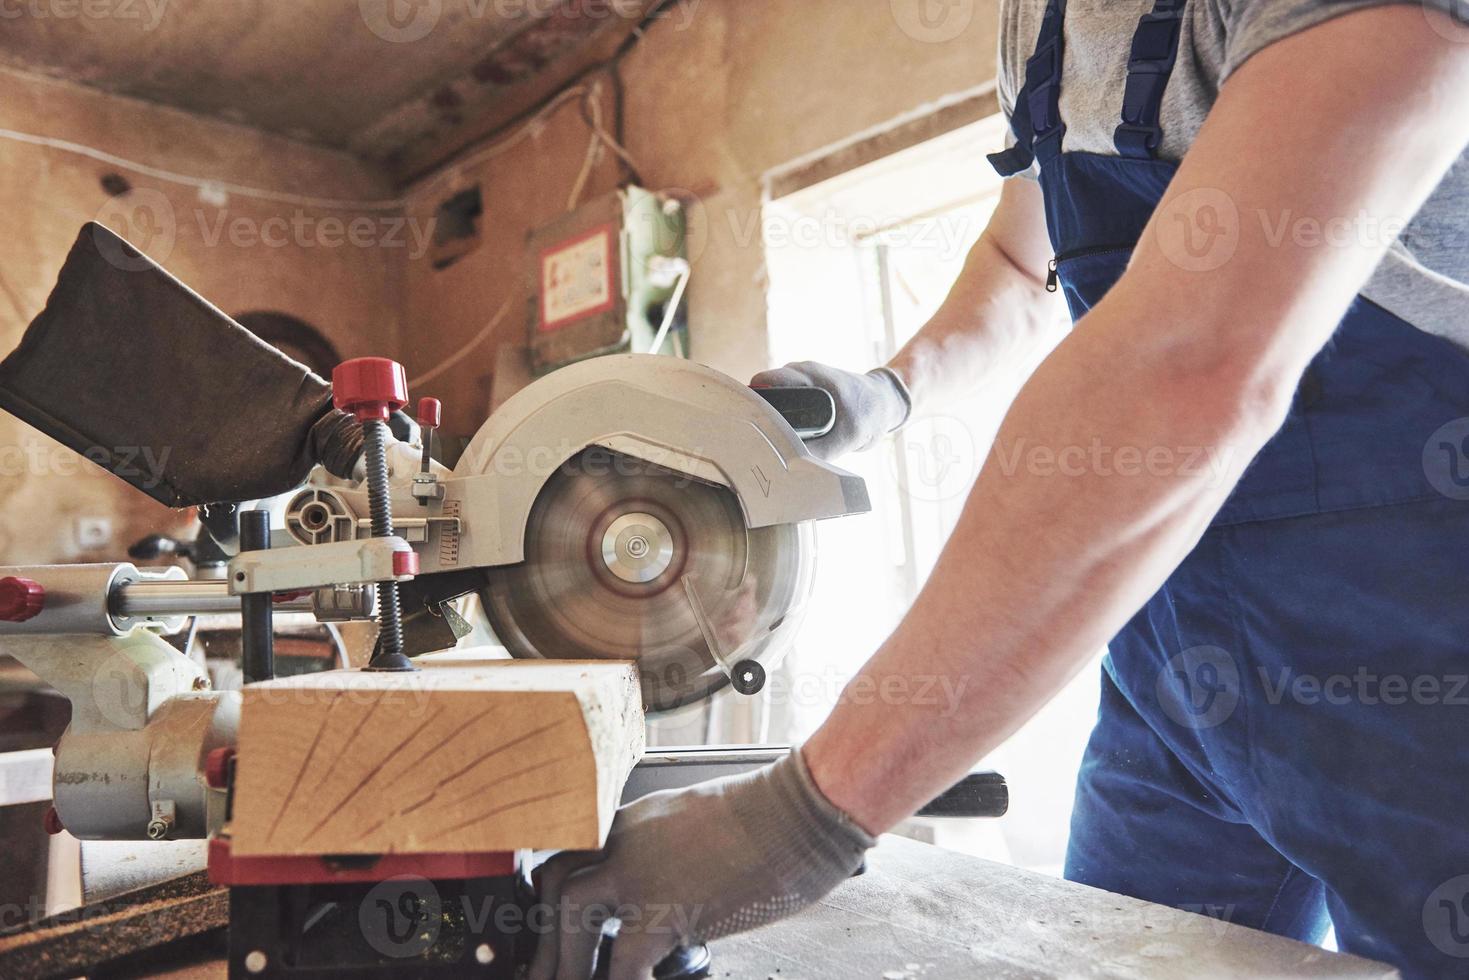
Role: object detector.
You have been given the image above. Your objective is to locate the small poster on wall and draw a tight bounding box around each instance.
[539,224,615,332]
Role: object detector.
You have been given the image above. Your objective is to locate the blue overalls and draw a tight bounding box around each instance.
[992,2,1469,976]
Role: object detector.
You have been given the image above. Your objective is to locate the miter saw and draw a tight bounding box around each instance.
[0,224,1007,979]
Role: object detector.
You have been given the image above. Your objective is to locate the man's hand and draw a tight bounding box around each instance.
[529,750,874,980]
[750,361,909,460]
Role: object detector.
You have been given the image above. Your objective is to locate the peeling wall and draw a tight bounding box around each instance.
[0,68,401,563]
[397,0,1000,441]
[0,0,1000,562]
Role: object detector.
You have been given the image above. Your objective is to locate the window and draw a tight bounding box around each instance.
[762,114,1099,875]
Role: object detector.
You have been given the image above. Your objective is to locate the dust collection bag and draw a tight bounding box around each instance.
[0,223,360,508]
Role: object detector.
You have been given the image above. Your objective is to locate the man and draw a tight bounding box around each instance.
[532,1,1469,977]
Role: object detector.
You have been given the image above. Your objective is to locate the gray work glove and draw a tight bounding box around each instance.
[750,361,911,460]
[529,749,875,980]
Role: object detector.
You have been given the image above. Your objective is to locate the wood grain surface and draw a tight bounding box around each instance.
[230,659,644,857]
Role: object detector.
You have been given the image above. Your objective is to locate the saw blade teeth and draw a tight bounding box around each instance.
[482,448,810,712]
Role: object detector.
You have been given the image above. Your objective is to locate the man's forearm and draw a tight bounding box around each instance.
[805,288,1291,834]
[888,187,1064,415]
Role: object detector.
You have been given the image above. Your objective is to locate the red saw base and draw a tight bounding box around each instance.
[207,837,520,886]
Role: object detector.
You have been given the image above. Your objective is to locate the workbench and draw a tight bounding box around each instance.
[6,836,1396,979]
[714,836,1396,979]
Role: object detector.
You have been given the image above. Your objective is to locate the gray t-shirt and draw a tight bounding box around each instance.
[997,0,1469,350]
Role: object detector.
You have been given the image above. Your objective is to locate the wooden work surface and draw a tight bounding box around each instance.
[708,836,1397,979]
[113,836,1394,980]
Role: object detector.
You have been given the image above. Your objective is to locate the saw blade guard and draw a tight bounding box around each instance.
[445,354,869,571]
[482,448,817,712]
[457,355,866,712]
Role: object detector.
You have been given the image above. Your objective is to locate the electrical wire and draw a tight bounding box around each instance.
[0,126,408,211]
[647,258,691,355]
[409,84,590,199]
[0,77,635,215]
[408,291,517,389]
[0,0,672,212]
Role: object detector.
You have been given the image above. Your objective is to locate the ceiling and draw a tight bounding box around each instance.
[0,0,654,179]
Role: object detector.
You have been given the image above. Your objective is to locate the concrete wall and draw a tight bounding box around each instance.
[0,67,401,563]
[398,0,1000,439]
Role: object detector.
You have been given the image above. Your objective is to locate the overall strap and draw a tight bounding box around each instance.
[988,0,1068,177]
[1114,0,1189,159]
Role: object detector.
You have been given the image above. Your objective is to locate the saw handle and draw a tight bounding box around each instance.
[751,385,836,440]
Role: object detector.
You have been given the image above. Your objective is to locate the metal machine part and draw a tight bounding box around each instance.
[0,562,190,635]
[624,746,1010,818]
[0,558,381,843]
[4,627,237,841]
[482,448,814,712]
[111,579,318,617]
[332,356,419,672]
[239,508,275,685]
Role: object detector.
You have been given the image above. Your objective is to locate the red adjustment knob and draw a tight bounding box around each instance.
[43,805,63,836]
[204,746,235,790]
[392,549,420,577]
[332,357,408,422]
[0,576,45,622]
[417,397,442,429]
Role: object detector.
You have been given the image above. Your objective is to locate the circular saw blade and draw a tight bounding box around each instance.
[482,448,810,712]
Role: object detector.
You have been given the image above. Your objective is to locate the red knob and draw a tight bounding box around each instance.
[417,397,442,430]
[0,576,45,622]
[332,358,408,422]
[205,746,235,790]
[43,805,63,836]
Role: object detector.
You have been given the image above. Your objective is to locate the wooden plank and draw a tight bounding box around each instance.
[0,869,224,980]
[712,835,1397,979]
[0,747,53,806]
[767,86,1001,202]
[229,659,644,857]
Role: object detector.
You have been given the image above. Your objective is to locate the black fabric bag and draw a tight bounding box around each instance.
[0,223,360,508]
